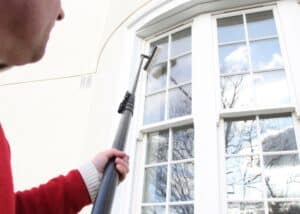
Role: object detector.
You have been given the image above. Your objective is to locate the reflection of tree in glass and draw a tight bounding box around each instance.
[169,85,192,118]
[264,154,300,199]
[147,131,169,164]
[226,156,262,200]
[221,75,244,109]
[260,116,297,152]
[173,126,194,160]
[225,119,257,154]
[171,163,194,202]
[170,205,194,214]
[269,202,300,214]
[144,167,167,203]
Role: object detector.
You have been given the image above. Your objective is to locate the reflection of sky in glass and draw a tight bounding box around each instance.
[146,62,167,94]
[260,116,297,152]
[144,93,165,125]
[142,206,165,214]
[170,205,194,214]
[226,156,263,200]
[264,154,300,198]
[168,85,192,118]
[221,74,252,109]
[254,70,290,107]
[171,163,194,202]
[171,28,191,57]
[151,37,168,64]
[170,54,191,87]
[228,202,264,214]
[219,44,249,74]
[173,126,194,160]
[147,131,169,164]
[250,39,283,71]
[217,15,245,44]
[225,119,259,155]
[247,11,277,40]
[143,166,167,203]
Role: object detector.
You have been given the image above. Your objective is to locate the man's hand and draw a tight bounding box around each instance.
[92,149,129,182]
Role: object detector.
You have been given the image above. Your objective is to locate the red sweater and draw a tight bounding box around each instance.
[0,125,91,213]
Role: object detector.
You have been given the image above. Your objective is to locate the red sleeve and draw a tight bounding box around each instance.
[15,169,91,214]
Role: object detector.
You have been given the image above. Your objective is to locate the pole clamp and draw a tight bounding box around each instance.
[118,91,134,114]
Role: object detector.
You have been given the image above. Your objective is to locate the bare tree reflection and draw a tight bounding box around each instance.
[269,202,300,214]
[144,166,167,203]
[221,75,245,109]
[170,205,194,214]
[173,126,194,160]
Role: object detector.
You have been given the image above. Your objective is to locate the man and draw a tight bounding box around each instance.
[0,0,129,213]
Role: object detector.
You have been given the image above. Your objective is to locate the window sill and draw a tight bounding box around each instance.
[219,105,296,119]
[140,115,193,133]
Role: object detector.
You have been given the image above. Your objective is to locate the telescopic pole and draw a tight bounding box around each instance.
[91,47,157,214]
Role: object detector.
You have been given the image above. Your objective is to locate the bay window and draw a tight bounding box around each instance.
[132,2,300,214]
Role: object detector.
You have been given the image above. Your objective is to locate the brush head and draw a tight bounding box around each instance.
[144,46,166,79]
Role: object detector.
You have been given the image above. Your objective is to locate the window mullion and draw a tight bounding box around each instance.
[243,12,256,108]
[166,127,173,214]
[256,115,269,213]
[165,34,172,121]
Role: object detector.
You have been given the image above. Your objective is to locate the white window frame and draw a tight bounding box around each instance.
[213,5,297,120]
[213,4,300,214]
[128,1,300,214]
[134,24,195,214]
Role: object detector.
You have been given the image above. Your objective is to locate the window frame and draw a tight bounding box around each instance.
[139,23,194,133]
[213,5,300,214]
[212,5,297,120]
[129,2,300,214]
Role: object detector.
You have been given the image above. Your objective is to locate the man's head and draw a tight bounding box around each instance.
[0,0,64,66]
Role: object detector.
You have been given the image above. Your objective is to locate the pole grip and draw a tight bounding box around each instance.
[91,159,119,214]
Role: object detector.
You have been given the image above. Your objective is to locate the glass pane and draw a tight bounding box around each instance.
[219,44,249,74]
[254,70,290,107]
[260,116,297,152]
[247,11,277,40]
[173,126,194,160]
[168,84,191,119]
[151,37,168,64]
[171,162,194,201]
[169,205,194,214]
[250,39,283,71]
[144,93,165,125]
[142,206,165,214]
[228,202,264,214]
[147,131,169,164]
[269,202,300,214]
[170,54,191,87]
[226,156,263,200]
[217,15,245,43]
[264,154,300,198]
[225,119,259,155]
[171,28,191,57]
[143,166,167,203]
[146,62,167,94]
[221,74,253,109]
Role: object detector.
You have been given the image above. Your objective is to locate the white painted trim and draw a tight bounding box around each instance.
[140,115,193,133]
[219,106,296,119]
[276,0,300,119]
[128,0,278,39]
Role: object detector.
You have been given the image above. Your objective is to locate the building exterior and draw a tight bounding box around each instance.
[0,0,300,213]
